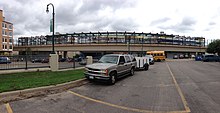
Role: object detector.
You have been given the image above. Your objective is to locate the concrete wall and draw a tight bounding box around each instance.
[14,44,206,53]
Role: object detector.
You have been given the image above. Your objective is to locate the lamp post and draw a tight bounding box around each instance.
[141,32,144,57]
[46,3,55,54]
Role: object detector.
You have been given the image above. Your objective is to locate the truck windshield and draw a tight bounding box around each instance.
[98,55,118,64]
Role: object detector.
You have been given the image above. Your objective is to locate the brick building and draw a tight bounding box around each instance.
[0,9,13,55]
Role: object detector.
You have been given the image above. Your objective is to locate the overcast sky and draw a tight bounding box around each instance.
[1,0,220,40]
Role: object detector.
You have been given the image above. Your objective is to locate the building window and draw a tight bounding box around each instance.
[2,30,6,35]
[9,45,13,49]
[2,23,4,27]
[2,45,7,49]
[9,38,13,43]
[5,24,7,28]
[9,25,13,29]
[9,32,13,36]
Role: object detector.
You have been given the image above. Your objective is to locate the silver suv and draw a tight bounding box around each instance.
[84,54,136,84]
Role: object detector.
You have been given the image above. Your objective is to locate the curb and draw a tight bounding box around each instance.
[0,78,88,104]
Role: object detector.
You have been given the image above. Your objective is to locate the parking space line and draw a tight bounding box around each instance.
[5,103,13,113]
[166,62,191,113]
[68,90,188,113]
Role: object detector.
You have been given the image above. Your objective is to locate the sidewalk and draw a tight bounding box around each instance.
[0,68,51,75]
[0,67,85,75]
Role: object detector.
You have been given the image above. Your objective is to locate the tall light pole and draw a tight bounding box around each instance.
[141,32,144,57]
[46,3,55,54]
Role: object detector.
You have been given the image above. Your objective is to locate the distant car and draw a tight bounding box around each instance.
[59,58,66,62]
[195,55,203,61]
[0,57,11,64]
[203,54,220,62]
[74,57,83,62]
[191,54,195,58]
[31,58,42,63]
[184,54,189,58]
[179,54,184,59]
[41,58,49,63]
[79,59,87,65]
[173,54,178,59]
[145,55,154,65]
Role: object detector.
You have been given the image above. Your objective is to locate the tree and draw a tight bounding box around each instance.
[206,39,220,56]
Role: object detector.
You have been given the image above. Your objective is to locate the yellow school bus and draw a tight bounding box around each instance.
[146,51,165,62]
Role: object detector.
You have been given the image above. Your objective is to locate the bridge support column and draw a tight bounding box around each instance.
[49,54,59,71]
[86,56,93,65]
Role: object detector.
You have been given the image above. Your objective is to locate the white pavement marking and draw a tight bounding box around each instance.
[68,90,188,113]
[5,103,13,113]
[166,62,191,113]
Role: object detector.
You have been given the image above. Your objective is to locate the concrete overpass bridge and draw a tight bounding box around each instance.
[15,31,206,58]
[14,44,206,58]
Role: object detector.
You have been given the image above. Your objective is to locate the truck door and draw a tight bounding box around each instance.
[118,56,127,76]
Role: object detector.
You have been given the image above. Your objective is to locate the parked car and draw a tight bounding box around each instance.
[145,55,154,65]
[41,58,49,63]
[184,54,189,58]
[191,54,195,58]
[0,57,11,64]
[31,58,42,63]
[203,54,220,62]
[195,55,203,61]
[179,54,184,59]
[84,54,136,84]
[173,54,178,59]
[59,58,66,62]
[79,59,87,65]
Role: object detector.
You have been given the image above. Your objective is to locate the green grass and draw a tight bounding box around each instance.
[0,69,84,93]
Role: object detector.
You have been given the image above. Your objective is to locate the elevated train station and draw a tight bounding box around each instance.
[15,31,206,58]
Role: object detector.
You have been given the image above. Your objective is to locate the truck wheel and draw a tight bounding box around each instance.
[130,68,134,76]
[109,73,116,85]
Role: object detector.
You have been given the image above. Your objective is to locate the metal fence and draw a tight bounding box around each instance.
[0,55,99,70]
[58,57,87,69]
[0,55,50,70]
[58,57,99,69]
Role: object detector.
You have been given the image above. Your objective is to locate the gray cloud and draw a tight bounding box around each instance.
[150,17,170,26]
[158,17,197,33]
[209,22,216,26]
[0,0,137,38]
[77,0,136,14]
[110,18,138,31]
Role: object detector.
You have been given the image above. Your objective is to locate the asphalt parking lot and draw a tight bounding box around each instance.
[1,60,220,113]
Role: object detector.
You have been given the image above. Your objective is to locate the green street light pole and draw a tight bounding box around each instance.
[46,3,55,54]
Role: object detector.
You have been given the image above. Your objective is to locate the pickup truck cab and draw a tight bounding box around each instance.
[84,54,136,84]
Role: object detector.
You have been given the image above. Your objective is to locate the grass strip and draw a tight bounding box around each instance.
[0,69,84,93]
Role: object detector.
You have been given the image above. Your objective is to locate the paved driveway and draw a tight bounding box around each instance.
[1,60,220,113]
